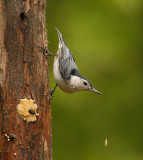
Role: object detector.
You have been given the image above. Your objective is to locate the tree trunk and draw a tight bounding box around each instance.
[0,0,52,159]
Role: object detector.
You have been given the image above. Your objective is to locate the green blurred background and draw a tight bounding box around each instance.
[46,0,143,159]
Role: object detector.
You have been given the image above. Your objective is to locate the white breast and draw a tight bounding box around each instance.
[53,57,72,93]
[53,57,84,94]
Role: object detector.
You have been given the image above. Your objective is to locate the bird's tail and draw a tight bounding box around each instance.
[55,27,66,45]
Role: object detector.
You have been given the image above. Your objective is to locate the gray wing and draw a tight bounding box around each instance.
[56,28,79,80]
[59,45,78,80]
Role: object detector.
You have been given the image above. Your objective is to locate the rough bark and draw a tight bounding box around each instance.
[0,0,52,159]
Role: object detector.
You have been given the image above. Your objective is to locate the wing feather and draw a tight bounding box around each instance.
[56,28,79,80]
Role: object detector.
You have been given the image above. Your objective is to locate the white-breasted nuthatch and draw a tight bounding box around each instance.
[48,28,101,95]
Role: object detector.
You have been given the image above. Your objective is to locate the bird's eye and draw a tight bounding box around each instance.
[83,82,87,86]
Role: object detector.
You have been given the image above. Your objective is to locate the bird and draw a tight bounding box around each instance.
[41,28,101,96]
[50,28,101,95]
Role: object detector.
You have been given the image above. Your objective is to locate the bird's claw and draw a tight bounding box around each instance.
[50,89,55,100]
[49,84,57,100]
[38,46,56,56]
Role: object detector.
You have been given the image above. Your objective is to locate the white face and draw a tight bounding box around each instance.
[69,76,92,91]
[69,75,101,94]
[81,79,92,90]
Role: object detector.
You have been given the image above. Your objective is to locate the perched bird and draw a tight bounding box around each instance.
[51,28,101,95]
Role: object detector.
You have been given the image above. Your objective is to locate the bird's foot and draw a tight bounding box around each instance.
[49,84,57,100]
[50,89,55,100]
[38,46,56,56]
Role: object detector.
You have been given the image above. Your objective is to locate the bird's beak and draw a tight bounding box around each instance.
[90,88,102,95]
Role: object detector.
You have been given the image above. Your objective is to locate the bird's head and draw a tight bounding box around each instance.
[70,75,101,94]
[80,77,101,94]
